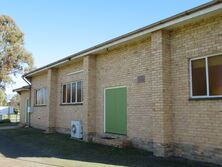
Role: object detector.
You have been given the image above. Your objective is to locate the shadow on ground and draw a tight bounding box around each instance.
[0,128,220,167]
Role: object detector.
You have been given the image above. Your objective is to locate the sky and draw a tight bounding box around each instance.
[1,0,210,98]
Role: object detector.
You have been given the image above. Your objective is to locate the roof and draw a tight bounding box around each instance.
[13,86,30,93]
[24,0,222,77]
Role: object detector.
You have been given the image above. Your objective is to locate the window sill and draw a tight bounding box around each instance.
[60,103,83,106]
[189,97,222,101]
[34,105,47,107]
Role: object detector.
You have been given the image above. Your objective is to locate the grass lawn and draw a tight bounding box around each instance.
[0,122,19,127]
[1,114,20,123]
[0,128,220,167]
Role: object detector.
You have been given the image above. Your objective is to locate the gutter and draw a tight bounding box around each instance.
[23,0,222,78]
[22,75,31,85]
[22,75,32,127]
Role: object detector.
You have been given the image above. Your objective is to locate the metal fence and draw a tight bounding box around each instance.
[0,114,20,123]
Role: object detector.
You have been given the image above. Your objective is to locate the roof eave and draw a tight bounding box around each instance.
[13,86,30,93]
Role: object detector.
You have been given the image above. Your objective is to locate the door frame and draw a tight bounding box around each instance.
[103,86,127,134]
[24,98,30,125]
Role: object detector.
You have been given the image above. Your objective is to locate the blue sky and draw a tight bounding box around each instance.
[1,0,210,96]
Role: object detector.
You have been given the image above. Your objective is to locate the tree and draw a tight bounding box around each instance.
[10,94,20,114]
[0,15,33,89]
[0,88,7,106]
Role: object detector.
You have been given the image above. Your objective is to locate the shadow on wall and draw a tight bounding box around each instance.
[0,128,220,167]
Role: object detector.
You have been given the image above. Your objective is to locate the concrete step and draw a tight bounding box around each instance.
[93,135,131,148]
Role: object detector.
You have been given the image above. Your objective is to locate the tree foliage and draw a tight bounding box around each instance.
[10,94,20,114]
[0,15,33,88]
[0,88,7,106]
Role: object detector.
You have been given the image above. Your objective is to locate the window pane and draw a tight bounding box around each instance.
[63,85,66,103]
[40,89,43,104]
[72,82,76,103]
[67,83,71,103]
[41,89,44,104]
[45,88,48,104]
[208,55,222,96]
[36,90,38,104]
[191,59,207,96]
[77,81,82,102]
[43,88,46,104]
[43,89,45,104]
[43,88,47,104]
[37,90,40,104]
[35,88,47,105]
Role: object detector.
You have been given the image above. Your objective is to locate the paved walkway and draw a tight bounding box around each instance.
[0,155,95,167]
[0,126,20,130]
[0,156,56,167]
[0,153,114,167]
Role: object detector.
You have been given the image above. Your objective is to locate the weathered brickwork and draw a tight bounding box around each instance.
[95,39,153,150]
[174,143,222,165]
[170,13,222,164]
[30,72,49,129]
[83,55,96,141]
[47,68,57,132]
[55,61,84,134]
[151,30,173,157]
[25,12,222,165]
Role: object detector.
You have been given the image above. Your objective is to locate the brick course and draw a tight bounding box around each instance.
[170,13,222,164]
[23,12,222,165]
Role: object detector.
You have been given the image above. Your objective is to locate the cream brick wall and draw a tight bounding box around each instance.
[151,30,173,156]
[30,61,84,132]
[170,14,222,163]
[55,61,84,133]
[47,69,57,131]
[27,12,222,164]
[30,72,49,130]
[95,39,153,150]
[83,55,96,141]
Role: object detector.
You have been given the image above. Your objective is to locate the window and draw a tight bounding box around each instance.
[191,58,207,96]
[62,81,83,104]
[190,55,222,98]
[35,88,47,105]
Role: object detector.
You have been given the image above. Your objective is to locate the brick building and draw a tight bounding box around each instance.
[15,1,222,165]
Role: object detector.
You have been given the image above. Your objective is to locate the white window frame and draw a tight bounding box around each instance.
[66,70,84,76]
[189,53,222,99]
[35,87,48,106]
[62,81,83,104]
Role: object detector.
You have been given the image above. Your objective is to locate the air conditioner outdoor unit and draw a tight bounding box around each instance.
[71,120,83,139]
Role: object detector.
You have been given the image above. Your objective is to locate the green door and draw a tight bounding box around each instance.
[105,87,127,135]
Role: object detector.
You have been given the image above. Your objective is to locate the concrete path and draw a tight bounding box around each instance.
[0,126,20,130]
[0,155,114,167]
[0,156,57,167]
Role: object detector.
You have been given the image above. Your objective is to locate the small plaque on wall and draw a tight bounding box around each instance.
[137,75,145,83]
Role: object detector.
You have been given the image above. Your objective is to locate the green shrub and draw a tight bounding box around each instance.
[14,108,19,115]
[0,119,11,123]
